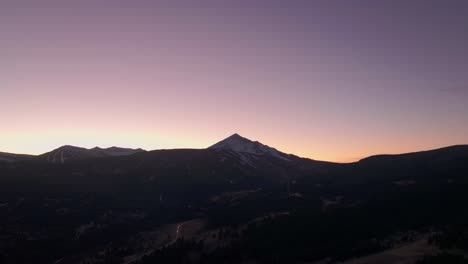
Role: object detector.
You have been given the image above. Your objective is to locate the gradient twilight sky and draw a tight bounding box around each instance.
[1,0,468,162]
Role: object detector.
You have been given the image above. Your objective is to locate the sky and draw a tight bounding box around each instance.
[1,0,468,162]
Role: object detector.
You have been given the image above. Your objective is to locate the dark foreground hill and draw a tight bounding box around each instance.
[0,136,468,264]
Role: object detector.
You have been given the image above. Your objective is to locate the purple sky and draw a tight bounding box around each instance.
[1,0,468,161]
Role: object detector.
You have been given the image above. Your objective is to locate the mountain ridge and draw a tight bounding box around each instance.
[38,145,146,164]
[0,134,467,164]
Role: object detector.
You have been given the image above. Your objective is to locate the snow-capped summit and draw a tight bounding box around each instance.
[209,134,291,161]
[40,145,145,164]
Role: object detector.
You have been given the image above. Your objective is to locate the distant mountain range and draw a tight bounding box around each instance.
[2,133,465,165]
[0,145,145,164]
[1,133,467,199]
[39,145,145,164]
[0,133,307,165]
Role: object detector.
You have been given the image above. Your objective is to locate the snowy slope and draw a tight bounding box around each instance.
[209,134,292,165]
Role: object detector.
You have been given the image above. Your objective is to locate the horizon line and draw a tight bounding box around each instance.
[1,134,467,164]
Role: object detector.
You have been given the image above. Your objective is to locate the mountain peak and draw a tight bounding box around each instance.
[226,133,252,142]
[209,134,291,161]
[209,134,254,150]
[216,133,249,143]
[228,133,242,139]
[57,145,86,151]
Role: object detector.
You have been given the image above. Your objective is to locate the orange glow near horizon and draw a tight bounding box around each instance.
[2,127,467,163]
